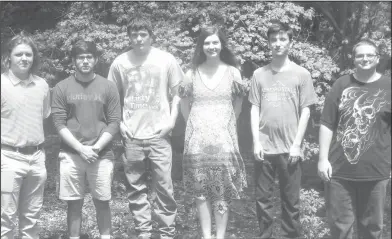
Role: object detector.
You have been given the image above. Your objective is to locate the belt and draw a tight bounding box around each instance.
[1,144,44,155]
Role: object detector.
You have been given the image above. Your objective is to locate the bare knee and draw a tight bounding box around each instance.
[92,198,110,210]
[67,199,84,211]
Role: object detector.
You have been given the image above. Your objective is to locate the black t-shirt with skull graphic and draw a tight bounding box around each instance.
[321,74,391,181]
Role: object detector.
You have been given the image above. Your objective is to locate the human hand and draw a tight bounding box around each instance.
[78,145,98,164]
[92,145,101,155]
[253,142,264,162]
[318,159,332,182]
[120,122,132,139]
[288,144,301,165]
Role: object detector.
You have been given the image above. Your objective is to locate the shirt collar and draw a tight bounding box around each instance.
[7,70,35,86]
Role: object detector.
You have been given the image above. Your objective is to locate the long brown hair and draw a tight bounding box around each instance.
[191,26,238,71]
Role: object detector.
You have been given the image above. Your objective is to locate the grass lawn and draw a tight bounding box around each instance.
[11,138,391,239]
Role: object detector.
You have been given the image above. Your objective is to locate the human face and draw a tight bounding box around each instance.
[9,44,34,77]
[129,29,153,55]
[74,53,97,75]
[353,45,379,71]
[203,34,222,59]
[268,32,292,57]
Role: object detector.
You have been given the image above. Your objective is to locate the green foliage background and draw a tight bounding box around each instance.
[1,1,391,158]
[1,2,391,238]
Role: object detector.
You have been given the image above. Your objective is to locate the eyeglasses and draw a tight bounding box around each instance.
[129,32,149,39]
[354,54,378,60]
[76,55,95,61]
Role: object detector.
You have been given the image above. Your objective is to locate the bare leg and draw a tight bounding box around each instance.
[93,198,111,236]
[214,207,229,239]
[195,198,212,239]
[67,199,84,237]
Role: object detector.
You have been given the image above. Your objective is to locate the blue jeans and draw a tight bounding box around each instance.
[254,153,302,239]
[123,136,177,239]
[326,178,389,239]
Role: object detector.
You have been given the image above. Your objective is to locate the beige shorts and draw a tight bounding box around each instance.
[58,151,114,201]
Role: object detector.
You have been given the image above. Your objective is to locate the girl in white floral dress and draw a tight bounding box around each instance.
[179,26,247,239]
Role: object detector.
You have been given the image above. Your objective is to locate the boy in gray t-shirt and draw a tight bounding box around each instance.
[248,22,317,239]
[52,40,121,239]
[107,17,184,239]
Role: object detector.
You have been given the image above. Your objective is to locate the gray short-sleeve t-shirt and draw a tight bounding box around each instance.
[248,62,317,155]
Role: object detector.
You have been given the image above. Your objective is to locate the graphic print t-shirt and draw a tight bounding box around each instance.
[321,75,391,180]
[108,47,184,139]
[248,62,318,155]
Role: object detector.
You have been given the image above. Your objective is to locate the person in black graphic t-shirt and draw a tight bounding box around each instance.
[318,38,391,239]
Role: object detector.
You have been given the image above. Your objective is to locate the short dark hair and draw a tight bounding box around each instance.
[1,31,40,74]
[352,38,379,57]
[71,40,98,58]
[191,26,238,70]
[267,21,293,42]
[126,17,154,39]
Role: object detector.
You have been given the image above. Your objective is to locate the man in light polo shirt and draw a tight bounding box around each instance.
[1,32,51,238]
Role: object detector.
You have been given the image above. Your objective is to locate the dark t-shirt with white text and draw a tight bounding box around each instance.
[51,74,121,158]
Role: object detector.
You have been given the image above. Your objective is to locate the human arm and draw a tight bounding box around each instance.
[159,56,186,137]
[179,70,193,123]
[107,60,131,139]
[289,70,319,163]
[58,128,98,162]
[317,78,343,181]
[43,84,51,119]
[180,97,191,123]
[231,67,245,120]
[251,104,263,161]
[318,124,333,181]
[92,132,114,153]
[107,61,124,111]
[159,86,181,137]
[51,83,98,162]
[233,97,243,120]
[248,72,264,161]
[42,84,52,137]
[93,82,121,152]
[288,106,311,164]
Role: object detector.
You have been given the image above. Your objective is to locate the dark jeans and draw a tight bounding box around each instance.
[123,136,177,239]
[254,153,301,239]
[326,178,389,239]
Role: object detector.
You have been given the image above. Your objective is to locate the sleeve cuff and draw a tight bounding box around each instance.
[103,125,119,136]
[54,124,67,133]
[301,100,318,110]
[248,98,260,107]
[232,80,247,97]
[320,120,335,131]
[178,82,193,98]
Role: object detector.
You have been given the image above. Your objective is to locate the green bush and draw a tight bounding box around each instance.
[300,189,330,239]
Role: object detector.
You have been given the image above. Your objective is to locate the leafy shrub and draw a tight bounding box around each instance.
[300,188,330,239]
